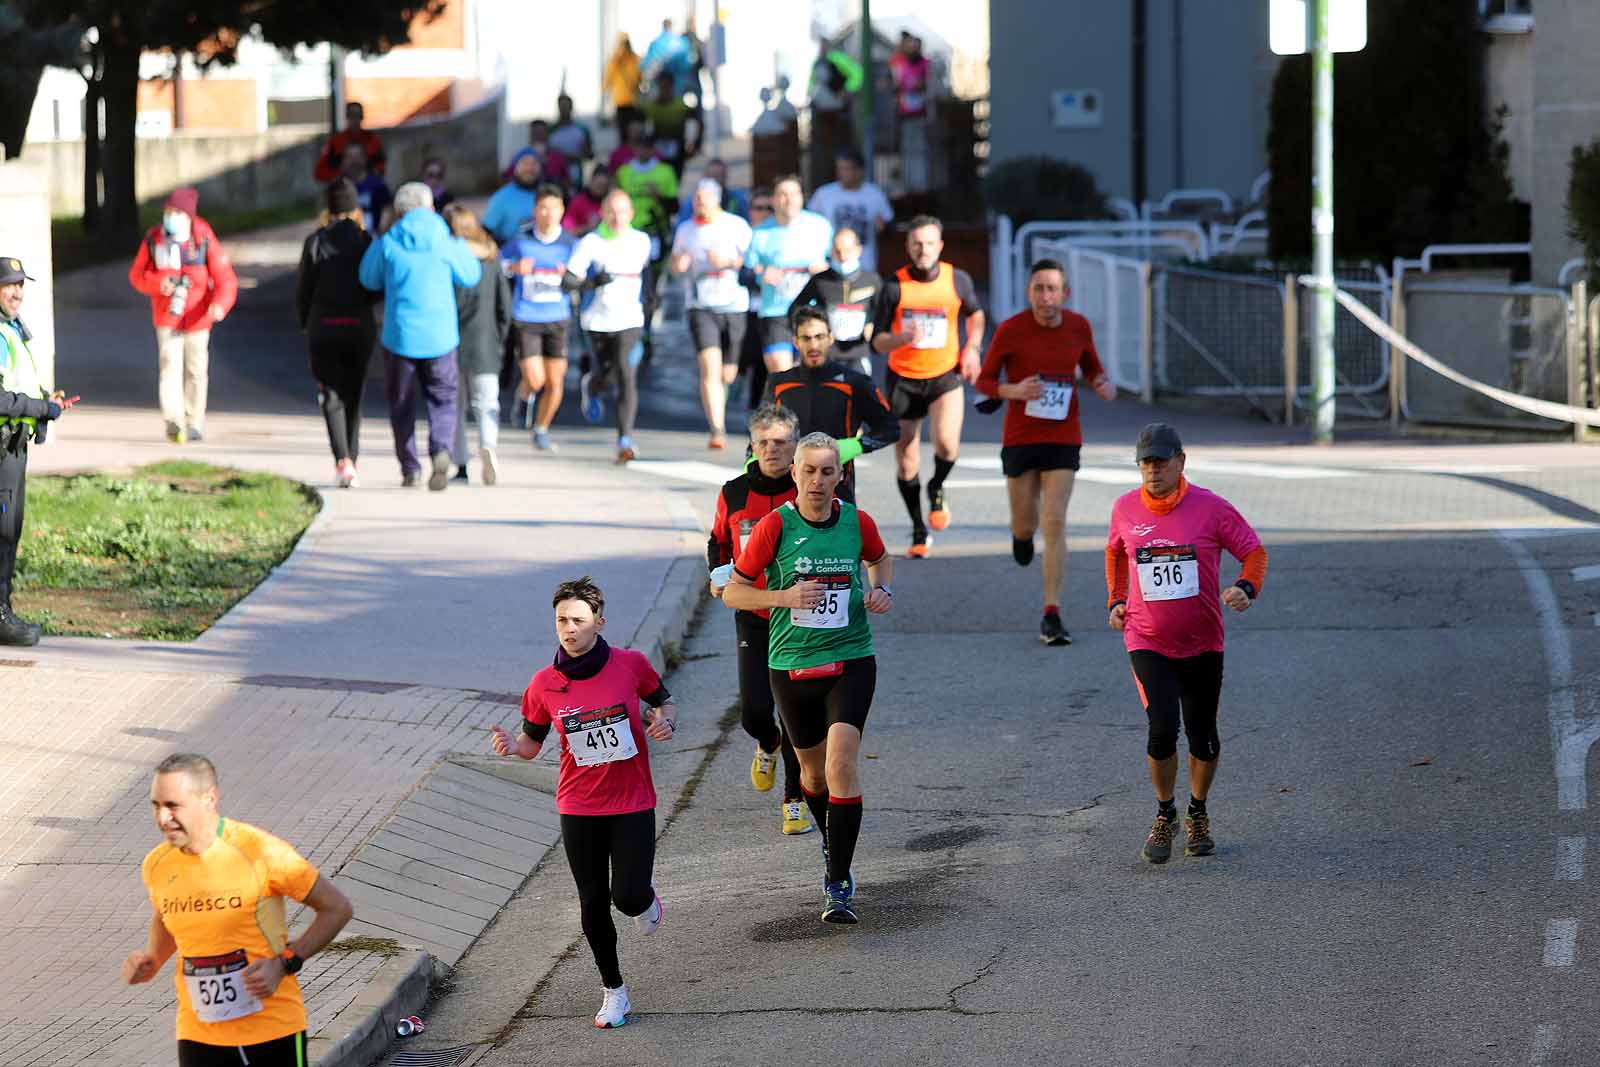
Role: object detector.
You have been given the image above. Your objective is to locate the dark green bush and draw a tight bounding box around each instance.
[982,155,1112,227]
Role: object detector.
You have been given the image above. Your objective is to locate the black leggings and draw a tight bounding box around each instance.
[309,325,372,463]
[1129,649,1224,761]
[561,808,656,988]
[768,656,877,751]
[178,1032,305,1066]
[735,611,802,800]
[587,328,642,439]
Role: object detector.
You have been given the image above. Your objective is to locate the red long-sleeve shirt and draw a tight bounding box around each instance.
[976,308,1106,447]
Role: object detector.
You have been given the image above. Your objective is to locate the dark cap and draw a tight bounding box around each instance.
[325,178,359,216]
[0,257,34,285]
[1135,422,1184,461]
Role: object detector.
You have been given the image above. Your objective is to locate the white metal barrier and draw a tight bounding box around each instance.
[1006,218,1211,319]
[1031,239,1153,399]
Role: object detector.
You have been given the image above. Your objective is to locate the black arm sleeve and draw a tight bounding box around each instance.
[953,269,982,316]
[871,277,901,338]
[0,391,53,421]
[854,375,900,454]
[294,237,316,330]
[641,684,672,707]
[560,269,587,293]
[522,720,552,743]
[793,275,823,313]
[707,531,724,571]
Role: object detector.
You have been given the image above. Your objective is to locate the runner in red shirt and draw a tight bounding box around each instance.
[977,258,1116,645]
[1104,423,1268,864]
[706,404,813,835]
[490,576,678,1030]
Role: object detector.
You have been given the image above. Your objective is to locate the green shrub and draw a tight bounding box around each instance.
[982,155,1112,227]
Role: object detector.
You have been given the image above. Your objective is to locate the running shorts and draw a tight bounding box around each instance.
[688,309,748,362]
[516,320,569,360]
[768,655,877,749]
[1000,443,1082,477]
[179,1033,306,1067]
[885,367,963,421]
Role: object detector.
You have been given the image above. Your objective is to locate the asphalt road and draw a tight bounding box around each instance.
[74,246,1600,1064]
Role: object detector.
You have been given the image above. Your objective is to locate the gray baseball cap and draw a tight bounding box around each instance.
[1135,422,1184,461]
[0,258,35,285]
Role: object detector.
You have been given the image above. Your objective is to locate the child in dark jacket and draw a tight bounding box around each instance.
[443,203,513,484]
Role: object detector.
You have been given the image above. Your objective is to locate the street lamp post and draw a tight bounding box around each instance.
[1310,0,1335,443]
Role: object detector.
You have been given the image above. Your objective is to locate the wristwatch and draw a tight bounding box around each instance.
[280,949,304,976]
[875,585,892,597]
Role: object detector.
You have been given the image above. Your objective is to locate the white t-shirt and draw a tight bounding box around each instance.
[807,181,894,272]
[568,228,654,333]
[672,212,754,313]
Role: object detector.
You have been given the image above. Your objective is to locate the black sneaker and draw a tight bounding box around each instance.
[0,606,41,647]
[1013,536,1035,566]
[452,466,469,483]
[401,470,421,488]
[1040,612,1070,646]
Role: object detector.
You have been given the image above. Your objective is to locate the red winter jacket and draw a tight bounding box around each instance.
[127,217,238,332]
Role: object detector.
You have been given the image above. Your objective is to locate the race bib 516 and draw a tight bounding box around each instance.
[1136,545,1199,601]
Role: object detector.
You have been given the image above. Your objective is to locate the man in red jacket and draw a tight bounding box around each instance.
[313,101,386,183]
[128,187,238,443]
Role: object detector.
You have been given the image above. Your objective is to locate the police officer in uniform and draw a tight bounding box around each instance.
[0,258,69,646]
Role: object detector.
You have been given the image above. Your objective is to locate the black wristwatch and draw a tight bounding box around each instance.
[875,585,892,597]
[280,949,304,976]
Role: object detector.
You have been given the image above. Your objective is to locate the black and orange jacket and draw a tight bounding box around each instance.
[709,467,798,620]
[761,361,899,462]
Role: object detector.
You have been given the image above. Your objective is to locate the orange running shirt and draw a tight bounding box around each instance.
[141,818,321,1046]
[879,262,980,379]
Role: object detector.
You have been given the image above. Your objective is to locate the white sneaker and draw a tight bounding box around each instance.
[593,984,630,1029]
[480,447,498,486]
[633,889,663,935]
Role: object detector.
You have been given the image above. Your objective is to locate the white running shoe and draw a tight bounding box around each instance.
[480,447,498,486]
[633,889,663,935]
[593,984,630,1029]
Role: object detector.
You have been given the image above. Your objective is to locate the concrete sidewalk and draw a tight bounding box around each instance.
[3,220,721,1065]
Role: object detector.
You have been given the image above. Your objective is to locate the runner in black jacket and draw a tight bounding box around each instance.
[296,180,379,487]
[791,225,881,376]
[760,304,897,504]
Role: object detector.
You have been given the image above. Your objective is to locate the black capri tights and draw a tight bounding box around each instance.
[1129,650,1224,762]
[560,809,655,989]
[736,610,802,800]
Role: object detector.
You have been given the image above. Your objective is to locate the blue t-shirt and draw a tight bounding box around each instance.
[483,182,538,244]
[745,210,833,319]
[500,226,577,324]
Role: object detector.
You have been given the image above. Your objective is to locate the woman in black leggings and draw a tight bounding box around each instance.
[295,179,377,487]
[490,576,678,1030]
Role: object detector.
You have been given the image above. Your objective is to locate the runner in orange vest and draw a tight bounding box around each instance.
[870,216,985,557]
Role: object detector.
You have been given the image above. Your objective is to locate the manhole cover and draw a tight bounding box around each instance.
[389,1046,489,1067]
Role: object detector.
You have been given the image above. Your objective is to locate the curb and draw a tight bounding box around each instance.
[212,485,334,625]
[308,947,433,1067]
[305,547,706,1067]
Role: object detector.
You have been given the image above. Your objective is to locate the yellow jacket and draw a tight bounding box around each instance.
[604,48,642,109]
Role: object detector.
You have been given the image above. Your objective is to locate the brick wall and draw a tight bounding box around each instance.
[137,77,259,133]
[343,78,453,127]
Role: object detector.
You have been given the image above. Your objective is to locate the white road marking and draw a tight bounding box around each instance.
[629,460,742,485]
[1186,458,1354,480]
[1543,919,1579,967]
[1532,1022,1558,1064]
[1556,837,1586,881]
[1571,564,1600,582]
[1499,534,1600,811]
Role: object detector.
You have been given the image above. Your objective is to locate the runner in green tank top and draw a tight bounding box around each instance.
[726,432,893,925]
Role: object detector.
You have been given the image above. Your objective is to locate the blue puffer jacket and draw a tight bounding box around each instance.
[358,208,483,359]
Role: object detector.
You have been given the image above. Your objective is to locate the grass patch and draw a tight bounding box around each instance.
[12,460,318,640]
[323,935,404,958]
[53,197,319,275]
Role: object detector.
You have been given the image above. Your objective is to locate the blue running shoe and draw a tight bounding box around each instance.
[822,878,858,924]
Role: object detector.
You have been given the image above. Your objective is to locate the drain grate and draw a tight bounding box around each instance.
[389,1045,489,1067]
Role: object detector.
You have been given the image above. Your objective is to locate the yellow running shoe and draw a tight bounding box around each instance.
[782,800,815,835]
[750,745,778,792]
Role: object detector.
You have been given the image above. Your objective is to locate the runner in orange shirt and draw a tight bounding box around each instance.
[870,215,984,557]
[977,258,1116,644]
[124,754,354,1067]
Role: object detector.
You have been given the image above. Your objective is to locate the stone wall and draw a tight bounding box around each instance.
[35,90,506,218]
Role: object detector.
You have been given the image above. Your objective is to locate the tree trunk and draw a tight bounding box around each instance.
[99,36,142,247]
[82,47,102,232]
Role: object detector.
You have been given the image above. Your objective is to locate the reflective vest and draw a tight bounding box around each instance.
[0,320,45,433]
